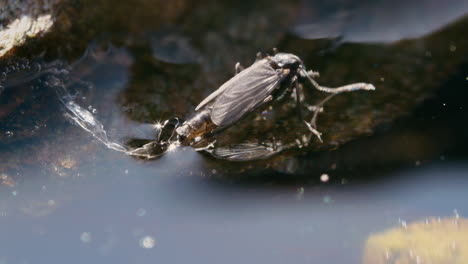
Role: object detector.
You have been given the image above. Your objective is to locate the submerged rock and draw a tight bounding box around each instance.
[1,0,467,174]
[363,217,468,264]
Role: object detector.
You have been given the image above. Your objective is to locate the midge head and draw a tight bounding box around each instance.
[269,53,312,78]
[270,53,303,69]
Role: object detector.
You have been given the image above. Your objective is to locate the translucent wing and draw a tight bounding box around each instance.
[196,60,272,111]
[210,61,283,127]
[206,143,283,161]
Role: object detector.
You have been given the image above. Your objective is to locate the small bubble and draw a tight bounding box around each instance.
[80,232,92,243]
[92,108,97,114]
[454,209,460,219]
[136,208,146,217]
[33,63,42,72]
[211,169,217,174]
[0,72,6,81]
[440,155,445,161]
[11,191,17,196]
[139,236,155,249]
[322,195,332,203]
[449,44,456,52]
[47,200,56,206]
[415,160,421,166]
[296,187,305,200]
[320,173,329,182]
[124,169,129,174]
[88,105,93,110]
[380,77,385,82]
[5,131,14,137]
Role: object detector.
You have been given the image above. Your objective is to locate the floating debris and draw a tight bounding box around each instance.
[136,208,146,217]
[80,232,92,243]
[296,187,305,200]
[59,156,77,169]
[322,195,332,204]
[139,236,155,249]
[320,173,329,182]
[449,44,457,52]
[0,173,15,187]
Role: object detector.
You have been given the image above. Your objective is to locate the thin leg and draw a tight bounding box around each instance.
[292,76,303,121]
[310,78,375,94]
[194,140,216,152]
[302,93,337,143]
[302,69,375,94]
[235,62,245,75]
[292,76,322,142]
[303,93,337,143]
[304,121,323,143]
[310,94,335,129]
[307,70,320,78]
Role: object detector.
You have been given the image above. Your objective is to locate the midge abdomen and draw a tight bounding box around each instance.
[175,108,218,142]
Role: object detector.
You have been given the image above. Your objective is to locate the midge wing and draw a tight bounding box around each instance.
[196,60,271,111]
[210,61,283,127]
[205,143,282,161]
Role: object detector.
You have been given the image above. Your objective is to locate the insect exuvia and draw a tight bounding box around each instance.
[175,49,375,144]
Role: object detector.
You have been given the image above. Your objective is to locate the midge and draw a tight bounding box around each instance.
[176,49,375,143]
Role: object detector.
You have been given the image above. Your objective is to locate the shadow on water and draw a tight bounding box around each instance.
[1,0,468,263]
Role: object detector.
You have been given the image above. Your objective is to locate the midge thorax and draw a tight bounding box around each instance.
[175,51,375,144]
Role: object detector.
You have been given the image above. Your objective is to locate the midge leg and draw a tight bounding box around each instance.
[292,75,324,142]
[301,68,375,94]
[310,77,375,94]
[310,94,336,129]
[299,69,375,142]
[304,121,323,143]
[307,70,320,78]
[234,62,245,75]
[302,94,336,143]
[292,76,303,121]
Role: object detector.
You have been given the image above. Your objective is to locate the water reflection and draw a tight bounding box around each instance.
[292,0,468,43]
[1,159,468,264]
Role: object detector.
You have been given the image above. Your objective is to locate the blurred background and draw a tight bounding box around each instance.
[0,0,467,263]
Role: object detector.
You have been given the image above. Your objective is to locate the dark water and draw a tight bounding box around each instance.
[1,0,468,263]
